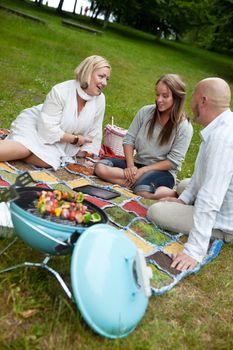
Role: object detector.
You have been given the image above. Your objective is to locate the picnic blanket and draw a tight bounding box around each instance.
[0,158,223,296]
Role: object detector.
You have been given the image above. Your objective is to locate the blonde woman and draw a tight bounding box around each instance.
[0,55,111,170]
[95,74,193,200]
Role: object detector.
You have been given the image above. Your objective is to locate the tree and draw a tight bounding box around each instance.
[35,0,43,6]
[57,0,65,13]
[73,0,78,14]
[210,0,233,51]
[88,0,233,52]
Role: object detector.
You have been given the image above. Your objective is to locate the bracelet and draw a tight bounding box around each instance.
[71,134,79,145]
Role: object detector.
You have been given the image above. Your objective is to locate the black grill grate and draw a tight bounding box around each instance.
[13,187,108,227]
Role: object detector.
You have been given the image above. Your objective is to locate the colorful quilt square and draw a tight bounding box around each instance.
[109,193,129,205]
[9,161,34,171]
[124,229,155,255]
[51,183,75,194]
[112,185,139,198]
[29,171,59,184]
[138,197,156,209]
[84,195,110,209]
[93,178,114,187]
[147,251,181,276]
[67,178,91,189]
[123,200,147,217]
[0,178,10,187]
[0,162,17,172]
[0,170,18,185]
[54,168,83,182]
[129,219,171,246]
[163,242,184,255]
[66,163,94,176]
[104,206,137,227]
[147,263,174,289]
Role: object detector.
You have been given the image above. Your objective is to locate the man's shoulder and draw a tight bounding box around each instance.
[215,110,233,138]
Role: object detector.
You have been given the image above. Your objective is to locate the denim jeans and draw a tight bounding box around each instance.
[97,158,175,193]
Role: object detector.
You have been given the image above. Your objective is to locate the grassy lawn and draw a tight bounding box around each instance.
[0,0,233,349]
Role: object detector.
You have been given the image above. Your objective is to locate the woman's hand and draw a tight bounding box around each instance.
[123,166,138,187]
[124,166,137,181]
[128,167,145,185]
[77,135,92,146]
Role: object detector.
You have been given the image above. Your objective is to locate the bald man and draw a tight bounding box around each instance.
[148,77,233,271]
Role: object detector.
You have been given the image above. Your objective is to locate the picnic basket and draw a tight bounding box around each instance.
[103,118,127,157]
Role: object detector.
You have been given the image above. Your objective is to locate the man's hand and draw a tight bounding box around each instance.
[171,252,198,271]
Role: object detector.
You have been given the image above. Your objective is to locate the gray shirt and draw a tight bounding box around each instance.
[123,105,193,177]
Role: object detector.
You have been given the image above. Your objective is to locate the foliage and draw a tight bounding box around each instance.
[210,0,233,51]
[88,0,233,52]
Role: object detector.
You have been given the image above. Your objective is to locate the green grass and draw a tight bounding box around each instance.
[0,0,233,349]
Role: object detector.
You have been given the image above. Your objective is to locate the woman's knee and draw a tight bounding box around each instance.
[94,163,107,177]
[135,191,152,199]
[0,140,31,161]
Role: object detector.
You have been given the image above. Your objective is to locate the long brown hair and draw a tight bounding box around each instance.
[147,74,187,145]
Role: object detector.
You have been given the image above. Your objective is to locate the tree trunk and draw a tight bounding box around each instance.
[35,0,43,6]
[73,0,78,14]
[103,9,111,29]
[57,0,65,13]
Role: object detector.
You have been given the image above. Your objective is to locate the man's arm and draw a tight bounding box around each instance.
[173,137,233,269]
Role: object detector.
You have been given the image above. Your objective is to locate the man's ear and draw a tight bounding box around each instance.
[201,95,208,105]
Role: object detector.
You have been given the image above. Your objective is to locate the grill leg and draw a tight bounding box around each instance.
[0,255,73,300]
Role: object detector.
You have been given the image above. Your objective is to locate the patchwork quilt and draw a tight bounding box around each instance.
[0,158,223,295]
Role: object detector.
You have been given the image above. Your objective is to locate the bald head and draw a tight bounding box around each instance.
[195,77,231,109]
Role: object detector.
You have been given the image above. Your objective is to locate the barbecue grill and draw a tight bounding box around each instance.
[0,175,152,338]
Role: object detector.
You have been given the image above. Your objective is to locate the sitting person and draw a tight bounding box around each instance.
[94,74,193,199]
[0,55,111,170]
[148,77,233,271]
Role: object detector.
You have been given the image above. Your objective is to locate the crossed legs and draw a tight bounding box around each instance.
[94,161,176,199]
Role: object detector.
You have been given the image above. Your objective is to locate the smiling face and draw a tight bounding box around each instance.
[156,81,174,114]
[85,67,111,96]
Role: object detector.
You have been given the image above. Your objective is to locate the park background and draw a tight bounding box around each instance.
[0,0,233,349]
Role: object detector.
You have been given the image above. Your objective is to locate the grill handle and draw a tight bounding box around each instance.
[54,230,81,252]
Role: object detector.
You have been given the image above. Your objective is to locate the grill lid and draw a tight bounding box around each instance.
[71,224,151,338]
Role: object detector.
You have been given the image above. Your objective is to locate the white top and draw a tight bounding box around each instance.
[123,105,193,177]
[180,109,233,262]
[7,80,105,170]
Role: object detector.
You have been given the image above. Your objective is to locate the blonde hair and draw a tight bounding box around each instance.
[74,55,111,89]
[148,74,187,145]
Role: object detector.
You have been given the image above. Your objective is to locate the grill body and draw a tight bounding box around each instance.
[10,188,108,255]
